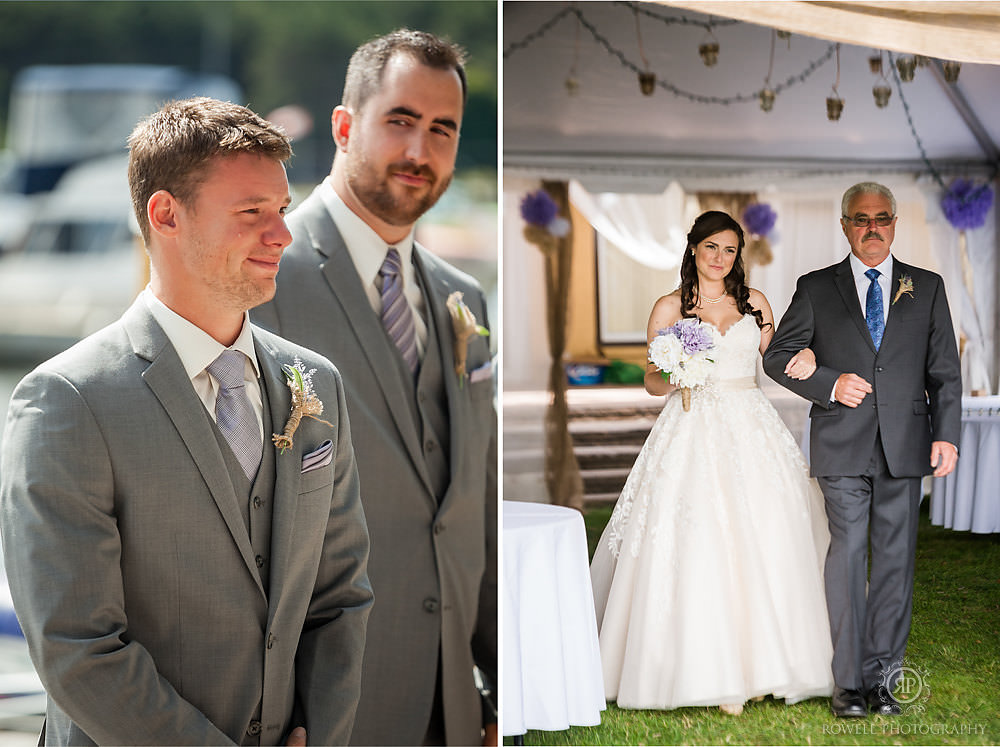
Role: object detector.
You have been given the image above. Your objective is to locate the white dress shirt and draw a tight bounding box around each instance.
[318,177,428,357]
[143,288,264,441]
[848,251,893,326]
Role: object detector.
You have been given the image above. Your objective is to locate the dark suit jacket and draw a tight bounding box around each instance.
[0,298,372,745]
[252,185,497,746]
[762,256,961,477]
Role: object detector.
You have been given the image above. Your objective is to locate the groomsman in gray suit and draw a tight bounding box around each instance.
[763,182,961,719]
[253,29,497,747]
[0,97,372,745]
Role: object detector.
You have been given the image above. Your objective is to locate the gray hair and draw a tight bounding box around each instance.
[841,182,897,217]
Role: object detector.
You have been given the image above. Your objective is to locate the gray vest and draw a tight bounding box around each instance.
[380,273,451,502]
[211,380,275,597]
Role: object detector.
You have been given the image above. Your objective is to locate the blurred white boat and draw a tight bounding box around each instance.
[0,155,143,359]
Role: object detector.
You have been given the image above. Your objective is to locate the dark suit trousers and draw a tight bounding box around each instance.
[817,436,922,692]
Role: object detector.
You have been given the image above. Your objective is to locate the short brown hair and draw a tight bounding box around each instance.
[342,28,468,113]
[127,97,292,245]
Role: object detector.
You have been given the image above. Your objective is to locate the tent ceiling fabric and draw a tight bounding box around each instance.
[504,2,1000,191]
[661,1,1000,64]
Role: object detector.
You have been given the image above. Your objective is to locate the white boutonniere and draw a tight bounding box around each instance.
[892,274,915,305]
[446,291,489,385]
[272,358,332,454]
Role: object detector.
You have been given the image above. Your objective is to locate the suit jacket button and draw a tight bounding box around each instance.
[267,634,276,650]
[423,597,439,613]
[253,495,263,509]
[247,721,262,737]
[256,554,266,568]
[426,440,436,452]
[433,523,445,535]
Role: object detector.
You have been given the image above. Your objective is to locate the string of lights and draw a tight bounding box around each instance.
[614,1,738,31]
[887,51,946,189]
[568,7,836,104]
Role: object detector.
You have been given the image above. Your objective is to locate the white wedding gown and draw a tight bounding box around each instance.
[591,314,834,709]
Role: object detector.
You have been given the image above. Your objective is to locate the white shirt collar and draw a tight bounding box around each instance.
[142,287,260,382]
[849,251,893,282]
[318,176,416,289]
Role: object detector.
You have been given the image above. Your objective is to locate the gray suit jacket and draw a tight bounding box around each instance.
[0,298,373,746]
[763,256,961,477]
[252,185,497,746]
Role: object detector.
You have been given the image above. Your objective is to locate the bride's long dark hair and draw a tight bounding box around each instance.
[679,210,768,330]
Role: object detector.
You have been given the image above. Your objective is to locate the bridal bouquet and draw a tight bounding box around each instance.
[648,318,717,411]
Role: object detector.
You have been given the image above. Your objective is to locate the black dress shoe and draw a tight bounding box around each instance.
[866,686,903,715]
[831,687,867,718]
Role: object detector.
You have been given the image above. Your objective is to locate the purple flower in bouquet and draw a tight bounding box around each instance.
[941,179,994,231]
[661,317,715,355]
[742,202,777,237]
[520,189,560,227]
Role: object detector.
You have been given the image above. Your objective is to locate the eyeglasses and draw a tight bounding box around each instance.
[843,214,895,228]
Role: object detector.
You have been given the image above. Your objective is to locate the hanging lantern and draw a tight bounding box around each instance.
[826,95,844,121]
[564,76,579,96]
[759,88,776,112]
[872,83,892,108]
[895,55,917,82]
[868,55,883,74]
[942,60,961,83]
[638,71,656,96]
[699,40,720,66]
[776,30,791,40]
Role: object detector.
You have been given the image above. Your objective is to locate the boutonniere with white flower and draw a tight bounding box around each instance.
[892,274,915,305]
[446,291,489,385]
[272,358,332,454]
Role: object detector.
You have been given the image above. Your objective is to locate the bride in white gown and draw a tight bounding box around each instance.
[591,211,834,715]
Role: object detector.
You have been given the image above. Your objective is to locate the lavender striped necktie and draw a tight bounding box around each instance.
[378,247,419,376]
[207,350,262,479]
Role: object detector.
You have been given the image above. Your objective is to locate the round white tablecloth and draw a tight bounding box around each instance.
[502,501,605,736]
[930,395,1000,534]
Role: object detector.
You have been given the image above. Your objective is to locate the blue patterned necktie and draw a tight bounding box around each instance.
[378,247,420,376]
[207,350,261,479]
[865,268,885,350]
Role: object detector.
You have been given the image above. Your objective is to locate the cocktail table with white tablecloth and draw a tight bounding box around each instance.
[930,395,1000,533]
[502,500,605,737]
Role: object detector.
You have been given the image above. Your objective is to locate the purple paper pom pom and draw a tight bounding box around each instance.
[520,189,559,227]
[742,203,777,237]
[941,179,994,231]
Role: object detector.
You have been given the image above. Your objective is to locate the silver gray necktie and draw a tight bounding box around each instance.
[206,350,261,479]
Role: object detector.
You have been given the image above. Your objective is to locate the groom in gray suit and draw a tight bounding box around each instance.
[0,97,372,745]
[763,182,960,718]
[253,29,496,747]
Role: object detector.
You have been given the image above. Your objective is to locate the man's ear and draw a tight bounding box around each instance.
[148,190,180,238]
[331,106,353,152]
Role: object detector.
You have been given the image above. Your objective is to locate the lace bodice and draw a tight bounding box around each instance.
[708,314,760,381]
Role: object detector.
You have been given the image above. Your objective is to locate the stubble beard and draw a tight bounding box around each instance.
[346,154,452,228]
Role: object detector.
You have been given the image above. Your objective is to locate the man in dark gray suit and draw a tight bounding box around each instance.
[763,182,961,719]
[253,30,496,747]
[1,97,372,745]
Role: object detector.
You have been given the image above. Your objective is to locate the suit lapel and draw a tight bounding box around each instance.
[833,257,878,354]
[300,198,433,494]
[122,300,266,598]
[253,334,300,616]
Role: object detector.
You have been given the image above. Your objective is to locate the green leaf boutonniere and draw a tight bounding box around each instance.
[272,358,332,454]
[446,291,489,385]
[892,274,915,305]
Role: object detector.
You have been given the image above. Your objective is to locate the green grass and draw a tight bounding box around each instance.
[508,502,1000,745]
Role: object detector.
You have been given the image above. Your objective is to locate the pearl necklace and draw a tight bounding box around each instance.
[698,290,727,304]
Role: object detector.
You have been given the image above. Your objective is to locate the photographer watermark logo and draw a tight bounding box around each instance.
[879,662,930,714]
